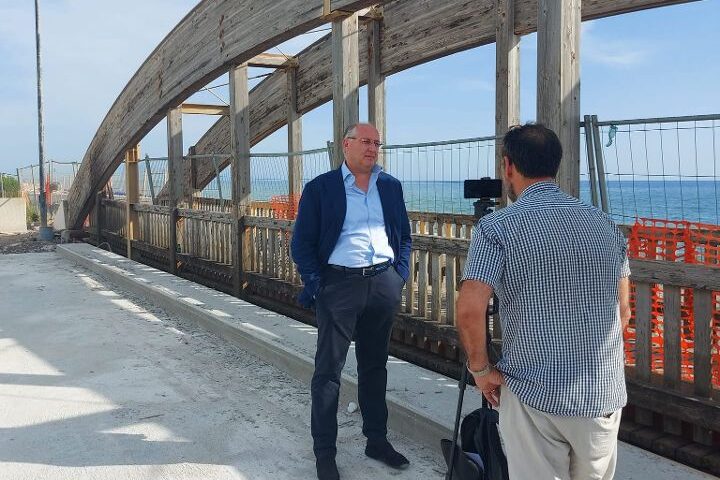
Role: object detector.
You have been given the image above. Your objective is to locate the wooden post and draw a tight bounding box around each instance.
[230,64,251,296]
[537,0,581,198]
[125,144,140,260]
[332,13,360,169]
[94,191,103,245]
[287,67,303,197]
[188,145,198,207]
[368,15,386,169]
[167,106,183,274]
[495,0,520,206]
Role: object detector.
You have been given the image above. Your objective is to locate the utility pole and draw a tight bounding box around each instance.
[35,0,53,240]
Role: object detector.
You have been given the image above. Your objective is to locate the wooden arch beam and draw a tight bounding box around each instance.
[68,0,696,225]
[65,0,380,229]
[167,0,696,198]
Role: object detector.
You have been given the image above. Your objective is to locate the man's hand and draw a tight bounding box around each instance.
[472,367,505,407]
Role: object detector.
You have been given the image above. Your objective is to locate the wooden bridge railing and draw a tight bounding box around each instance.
[625,260,720,449]
[89,198,719,460]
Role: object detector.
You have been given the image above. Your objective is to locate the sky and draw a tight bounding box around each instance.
[0,0,719,175]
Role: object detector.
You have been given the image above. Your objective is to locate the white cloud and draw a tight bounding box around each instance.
[582,20,652,67]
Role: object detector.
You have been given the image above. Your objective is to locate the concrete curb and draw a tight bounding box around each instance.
[57,245,452,452]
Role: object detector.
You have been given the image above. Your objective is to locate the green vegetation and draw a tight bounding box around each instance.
[1,175,20,197]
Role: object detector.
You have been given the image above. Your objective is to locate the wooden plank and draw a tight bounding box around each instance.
[134,204,171,215]
[417,250,428,318]
[245,216,295,230]
[537,0,581,198]
[445,254,457,325]
[663,285,682,389]
[411,235,470,256]
[331,13,360,168]
[247,52,298,68]
[278,229,287,281]
[634,282,653,382]
[367,15,386,168]
[94,192,103,244]
[627,379,720,432]
[269,228,277,278]
[630,259,720,290]
[169,208,178,273]
[495,0,519,207]
[181,103,230,116]
[405,251,416,314]
[287,67,303,197]
[692,424,715,447]
[430,253,442,321]
[693,289,713,398]
[261,228,269,276]
[176,208,233,224]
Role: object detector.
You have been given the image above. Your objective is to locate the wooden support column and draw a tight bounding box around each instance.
[367,15,386,169]
[230,64,251,296]
[537,0,581,198]
[167,106,183,274]
[495,0,520,206]
[124,144,140,259]
[94,191,103,245]
[287,67,303,198]
[332,12,360,169]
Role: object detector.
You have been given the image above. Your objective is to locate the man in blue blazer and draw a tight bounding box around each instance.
[291,123,412,480]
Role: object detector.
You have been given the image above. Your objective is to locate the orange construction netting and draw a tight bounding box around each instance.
[625,218,720,389]
[269,194,300,220]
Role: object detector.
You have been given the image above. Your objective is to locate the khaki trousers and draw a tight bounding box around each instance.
[497,386,621,480]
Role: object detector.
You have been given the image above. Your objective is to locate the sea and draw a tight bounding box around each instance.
[246,179,720,226]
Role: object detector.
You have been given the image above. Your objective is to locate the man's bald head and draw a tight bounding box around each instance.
[342,123,381,175]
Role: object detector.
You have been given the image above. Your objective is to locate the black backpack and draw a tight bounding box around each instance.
[441,404,509,480]
[461,407,509,480]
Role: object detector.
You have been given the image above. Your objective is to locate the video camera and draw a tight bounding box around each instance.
[463,177,502,220]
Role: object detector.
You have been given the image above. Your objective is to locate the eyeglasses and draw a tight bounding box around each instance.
[347,137,383,148]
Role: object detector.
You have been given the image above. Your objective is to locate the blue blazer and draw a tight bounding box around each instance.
[291,167,412,308]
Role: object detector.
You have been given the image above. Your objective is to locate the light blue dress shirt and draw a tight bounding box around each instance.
[327,162,395,268]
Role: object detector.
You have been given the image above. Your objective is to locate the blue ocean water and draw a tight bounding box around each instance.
[246,179,720,225]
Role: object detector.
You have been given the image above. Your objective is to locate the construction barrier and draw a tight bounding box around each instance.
[626,218,720,388]
[269,194,300,220]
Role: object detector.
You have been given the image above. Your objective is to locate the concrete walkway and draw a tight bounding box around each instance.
[0,252,444,479]
[0,247,715,479]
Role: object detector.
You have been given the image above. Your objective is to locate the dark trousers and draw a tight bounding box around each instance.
[311,266,405,459]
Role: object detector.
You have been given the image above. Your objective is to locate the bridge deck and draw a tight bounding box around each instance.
[0,248,713,479]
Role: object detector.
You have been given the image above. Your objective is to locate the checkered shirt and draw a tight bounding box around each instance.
[462,181,630,417]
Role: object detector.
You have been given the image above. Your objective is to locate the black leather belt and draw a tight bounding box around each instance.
[328,261,391,277]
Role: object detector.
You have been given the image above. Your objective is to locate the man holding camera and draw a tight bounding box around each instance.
[456,124,631,479]
[291,123,412,480]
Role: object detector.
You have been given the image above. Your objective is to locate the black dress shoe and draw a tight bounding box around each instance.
[365,441,410,469]
[316,457,340,480]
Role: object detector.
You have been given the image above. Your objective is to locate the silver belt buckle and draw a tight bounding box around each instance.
[362,266,370,276]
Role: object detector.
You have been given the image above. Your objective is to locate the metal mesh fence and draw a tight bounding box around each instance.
[9,113,719,225]
[383,136,496,214]
[590,115,720,225]
[109,155,169,203]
